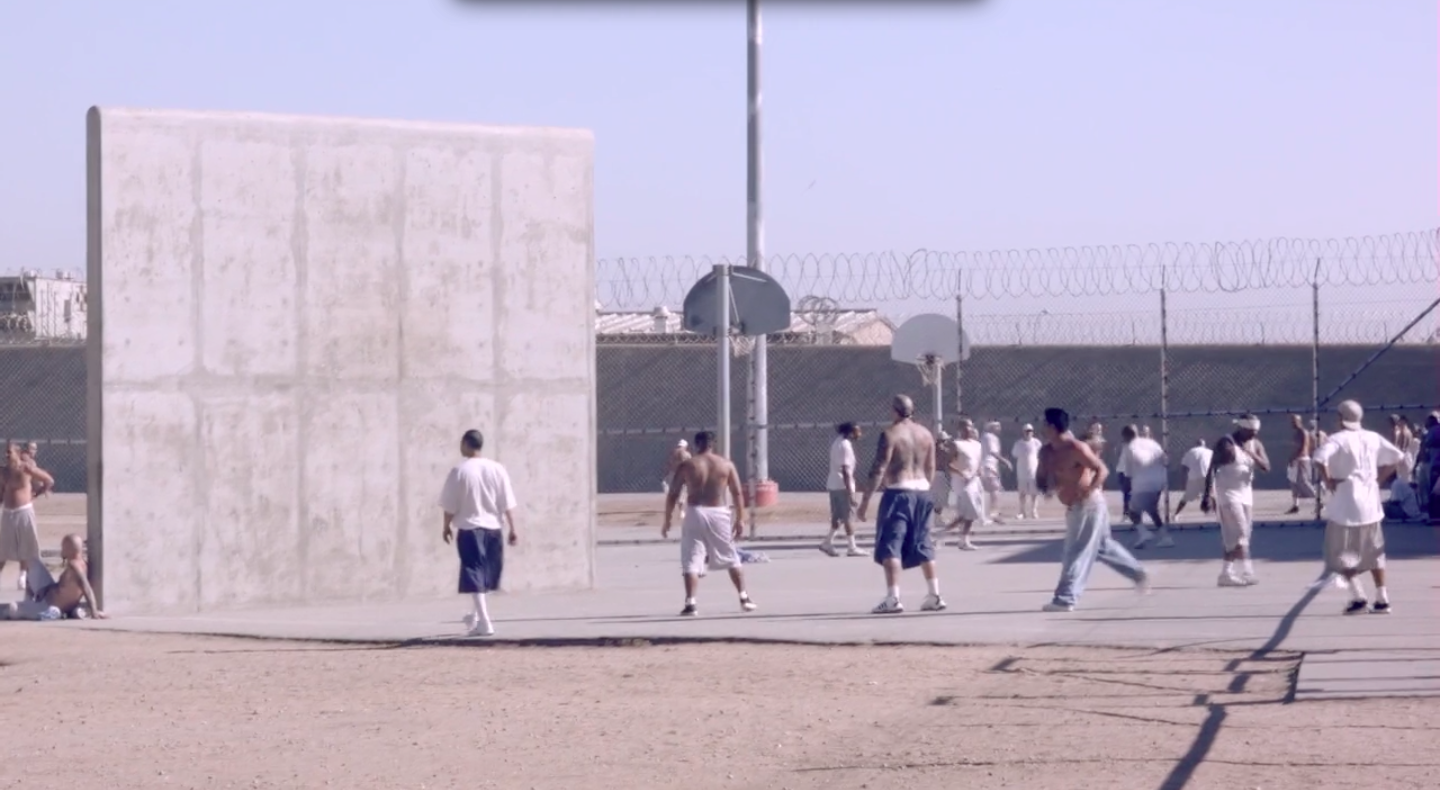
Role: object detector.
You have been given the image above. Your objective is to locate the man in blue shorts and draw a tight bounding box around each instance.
[857,394,945,614]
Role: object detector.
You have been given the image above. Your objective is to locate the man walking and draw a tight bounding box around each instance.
[821,422,864,557]
[1284,414,1319,515]
[0,442,54,593]
[857,395,945,615]
[439,429,519,637]
[1313,400,1404,614]
[1036,408,1149,612]
[1172,438,1213,519]
[980,421,1010,524]
[1011,424,1043,520]
[1122,425,1174,549]
[942,417,986,551]
[663,431,757,616]
[1202,416,1269,586]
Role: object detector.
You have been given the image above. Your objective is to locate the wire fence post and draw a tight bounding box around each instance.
[1159,273,1172,525]
[1311,262,1322,523]
[954,284,964,422]
[744,0,767,533]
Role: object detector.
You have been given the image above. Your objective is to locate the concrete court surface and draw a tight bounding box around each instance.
[42,516,1440,704]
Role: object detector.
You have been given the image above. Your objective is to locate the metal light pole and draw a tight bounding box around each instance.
[717,264,732,461]
[746,0,768,498]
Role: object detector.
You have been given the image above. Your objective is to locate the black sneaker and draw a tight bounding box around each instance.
[679,603,697,617]
[1343,599,1369,615]
[1371,601,1392,615]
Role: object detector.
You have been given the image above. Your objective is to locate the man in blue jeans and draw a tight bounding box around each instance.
[1036,407,1150,612]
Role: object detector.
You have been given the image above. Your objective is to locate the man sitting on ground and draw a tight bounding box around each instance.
[1,534,106,621]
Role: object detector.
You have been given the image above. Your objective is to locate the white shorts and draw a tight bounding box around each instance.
[1016,471,1038,496]
[1218,502,1252,551]
[1183,477,1205,501]
[947,476,984,522]
[0,504,39,564]
[680,506,739,576]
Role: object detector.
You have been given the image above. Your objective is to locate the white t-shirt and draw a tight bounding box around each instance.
[1389,478,1421,520]
[1121,437,1167,493]
[827,436,856,492]
[1181,445,1213,481]
[950,438,983,480]
[1313,428,1404,526]
[980,433,1002,472]
[438,456,517,531]
[1213,443,1257,507]
[1011,437,1042,473]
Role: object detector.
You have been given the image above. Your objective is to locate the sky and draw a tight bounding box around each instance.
[0,0,1435,331]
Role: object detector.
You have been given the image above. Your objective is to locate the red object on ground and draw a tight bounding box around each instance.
[745,480,780,508]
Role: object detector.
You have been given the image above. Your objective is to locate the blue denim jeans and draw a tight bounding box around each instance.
[1052,491,1146,607]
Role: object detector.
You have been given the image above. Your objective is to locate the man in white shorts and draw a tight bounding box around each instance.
[1171,438,1213,519]
[1122,425,1173,549]
[821,422,864,557]
[662,430,757,617]
[0,442,54,593]
[1011,424,1043,520]
[1313,400,1403,615]
[980,421,1010,524]
[1203,415,1270,586]
[942,418,985,550]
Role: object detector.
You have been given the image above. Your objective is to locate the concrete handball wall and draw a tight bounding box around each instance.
[87,107,595,615]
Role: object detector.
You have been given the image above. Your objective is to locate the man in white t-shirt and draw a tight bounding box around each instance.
[1203,415,1270,587]
[439,429,519,637]
[1384,477,1421,522]
[821,422,865,557]
[980,421,1010,524]
[942,418,986,551]
[1172,439,1213,519]
[1313,400,1404,615]
[1121,425,1173,549]
[1011,424,1043,520]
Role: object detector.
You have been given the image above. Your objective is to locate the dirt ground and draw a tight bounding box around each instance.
[1,629,1435,790]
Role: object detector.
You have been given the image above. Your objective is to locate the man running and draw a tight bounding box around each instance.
[1122,425,1173,548]
[439,429,519,637]
[1172,438,1213,519]
[1202,415,1269,586]
[0,442,54,593]
[979,421,1010,524]
[662,430,757,616]
[856,394,945,614]
[1011,423,1043,520]
[1036,407,1148,612]
[1284,414,1318,515]
[942,417,985,551]
[821,422,864,557]
[1313,400,1403,614]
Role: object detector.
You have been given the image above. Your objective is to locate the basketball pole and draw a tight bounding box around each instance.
[746,0,769,514]
[717,264,732,462]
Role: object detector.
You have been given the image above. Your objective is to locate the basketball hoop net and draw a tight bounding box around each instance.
[731,334,756,358]
[914,354,945,386]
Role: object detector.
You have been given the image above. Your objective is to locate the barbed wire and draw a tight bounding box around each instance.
[597,229,1438,309]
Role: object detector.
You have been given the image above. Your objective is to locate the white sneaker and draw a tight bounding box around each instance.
[16,572,26,592]
[920,593,947,612]
[1240,572,1259,586]
[1042,601,1075,612]
[845,545,866,557]
[872,596,904,614]
[466,622,495,637]
[739,595,758,612]
[818,543,839,557]
[1136,570,1152,595]
[957,537,978,551]
[1155,531,1175,548]
[463,613,478,630]
[1217,571,1248,587]
[1133,527,1155,549]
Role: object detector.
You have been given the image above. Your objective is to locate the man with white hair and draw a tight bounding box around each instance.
[979,421,1010,524]
[1011,424,1043,519]
[1313,400,1404,615]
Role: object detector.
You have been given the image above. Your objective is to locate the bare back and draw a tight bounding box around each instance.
[871,420,935,488]
[677,452,740,507]
[47,559,89,613]
[1290,427,1312,462]
[2,463,40,509]
[1040,436,1106,507]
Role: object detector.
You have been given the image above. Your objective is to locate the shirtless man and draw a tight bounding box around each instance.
[1284,414,1318,515]
[662,439,691,519]
[1,534,105,621]
[662,431,756,616]
[0,442,54,592]
[1036,407,1149,612]
[857,395,945,615]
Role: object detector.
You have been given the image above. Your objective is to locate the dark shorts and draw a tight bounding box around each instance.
[457,527,504,594]
[874,489,935,570]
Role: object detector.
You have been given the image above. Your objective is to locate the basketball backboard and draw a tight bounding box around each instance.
[683,267,791,337]
[890,313,970,364]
